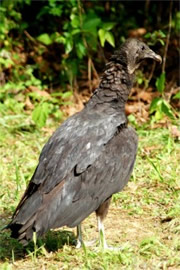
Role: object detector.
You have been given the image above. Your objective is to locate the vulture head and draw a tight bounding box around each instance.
[111,38,162,74]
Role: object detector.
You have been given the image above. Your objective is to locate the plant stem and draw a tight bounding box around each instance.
[77,0,99,89]
[162,0,173,74]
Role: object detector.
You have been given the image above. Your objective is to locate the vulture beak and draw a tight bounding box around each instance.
[145,49,162,64]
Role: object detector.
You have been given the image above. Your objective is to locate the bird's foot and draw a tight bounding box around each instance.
[102,245,121,251]
[84,239,98,247]
[75,239,120,251]
[95,239,121,252]
[75,239,82,249]
[93,244,121,252]
[75,239,98,249]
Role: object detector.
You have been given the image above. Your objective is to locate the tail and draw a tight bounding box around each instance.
[1,220,29,245]
[1,221,30,246]
[6,186,44,245]
[6,215,38,246]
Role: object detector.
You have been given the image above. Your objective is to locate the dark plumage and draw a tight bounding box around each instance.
[7,39,162,247]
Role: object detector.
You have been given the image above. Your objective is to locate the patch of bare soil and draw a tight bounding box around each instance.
[78,207,160,247]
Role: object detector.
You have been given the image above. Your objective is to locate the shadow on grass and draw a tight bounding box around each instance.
[0,229,76,262]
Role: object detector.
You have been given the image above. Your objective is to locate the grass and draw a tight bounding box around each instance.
[0,113,180,270]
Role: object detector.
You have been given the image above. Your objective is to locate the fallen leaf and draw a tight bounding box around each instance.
[25,96,34,110]
[128,28,147,37]
[137,90,153,103]
[28,86,51,98]
[170,125,180,139]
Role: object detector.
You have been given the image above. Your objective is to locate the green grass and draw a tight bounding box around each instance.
[0,113,180,270]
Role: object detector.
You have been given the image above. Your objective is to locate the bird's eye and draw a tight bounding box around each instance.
[141,45,145,51]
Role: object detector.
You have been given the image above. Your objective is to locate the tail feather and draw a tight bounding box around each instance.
[8,220,36,245]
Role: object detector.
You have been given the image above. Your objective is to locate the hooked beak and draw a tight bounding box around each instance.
[145,49,162,64]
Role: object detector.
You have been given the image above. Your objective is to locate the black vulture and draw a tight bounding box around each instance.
[7,39,162,248]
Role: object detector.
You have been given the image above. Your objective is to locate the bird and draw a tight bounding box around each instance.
[7,38,162,248]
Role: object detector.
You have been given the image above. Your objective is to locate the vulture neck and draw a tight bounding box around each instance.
[87,61,134,114]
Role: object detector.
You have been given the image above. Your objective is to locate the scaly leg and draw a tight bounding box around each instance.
[76,223,97,248]
[76,223,83,248]
[76,197,112,249]
[97,216,108,249]
[96,197,121,250]
[96,197,111,249]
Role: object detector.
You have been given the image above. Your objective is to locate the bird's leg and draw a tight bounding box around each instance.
[76,198,111,249]
[76,223,83,248]
[96,197,111,249]
[97,216,108,249]
[97,215,120,251]
[76,223,97,248]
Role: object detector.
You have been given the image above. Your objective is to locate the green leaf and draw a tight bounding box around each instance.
[105,31,115,47]
[161,100,174,119]
[71,29,81,35]
[102,22,116,31]
[144,33,151,38]
[0,58,14,68]
[76,42,86,59]
[49,6,62,16]
[98,29,115,47]
[154,110,163,121]
[98,29,106,47]
[150,97,163,120]
[144,30,166,46]
[70,14,80,28]
[64,33,73,53]
[66,41,73,54]
[83,17,101,31]
[150,97,162,113]
[54,35,65,44]
[137,77,143,85]
[158,39,165,46]
[61,91,73,99]
[173,91,180,99]
[128,114,137,127]
[155,72,166,93]
[53,109,63,120]
[175,12,180,32]
[51,32,65,44]
[32,102,50,128]
[158,30,166,38]
[150,97,174,120]
[37,33,52,45]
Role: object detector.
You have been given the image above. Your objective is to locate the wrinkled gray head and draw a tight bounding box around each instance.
[111,38,162,74]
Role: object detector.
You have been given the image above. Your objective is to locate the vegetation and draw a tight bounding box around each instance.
[0,0,179,126]
[0,0,179,269]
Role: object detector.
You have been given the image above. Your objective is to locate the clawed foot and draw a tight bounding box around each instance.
[75,239,98,249]
[75,239,82,249]
[76,240,120,252]
[102,245,121,251]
